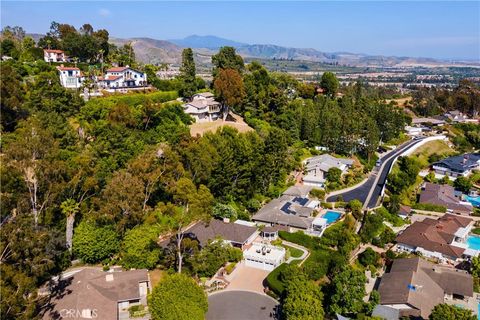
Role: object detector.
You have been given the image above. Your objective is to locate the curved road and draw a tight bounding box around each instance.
[327,137,427,209]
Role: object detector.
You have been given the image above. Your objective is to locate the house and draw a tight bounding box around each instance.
[396,214,475,262]
[419,182,473,215]
[411,117,445,127]
[57,65,84,89]
[243,243,286,271]
[404,125,423,136]
[252,190,325,236]
[98,66,147,89]
[444,110,470,123]
[44,49,67,62]
[302,154,354,188]
[185,219,258,250]
[42,268,150,320]
[183,92,223,122]
[432,153,480,180]
[377,257,474,319]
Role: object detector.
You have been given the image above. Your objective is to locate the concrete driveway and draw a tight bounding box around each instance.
[225,263,270,293]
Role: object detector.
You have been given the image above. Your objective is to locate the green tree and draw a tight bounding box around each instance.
[425,171,436,183]
[320,72,339,97]
[214,68,246,110]
[211,46,244,77]
[60,199,80,252]
[120,224,161,269]
[283,276,325,320]
[326,167,342,184]
[149,273,208,320]
[0,64,26,131]
[454,176,472,193]
[188,240,242,277]
[212,203,238,220]
[328,266,367,315]
[169,178,214,273]
[429,304,475,320]
[347,199,363,220]
[72,220,119,263]
[179,48,197,99]
[358,248,380,267]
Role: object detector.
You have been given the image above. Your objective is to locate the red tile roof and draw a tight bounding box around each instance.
[106,67,128,72]
[56,66,80,71]
[44,49,64,54]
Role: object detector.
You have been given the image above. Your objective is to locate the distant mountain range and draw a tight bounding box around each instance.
[33,33,479,68]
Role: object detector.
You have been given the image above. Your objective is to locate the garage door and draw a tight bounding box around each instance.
[245,259,275,271]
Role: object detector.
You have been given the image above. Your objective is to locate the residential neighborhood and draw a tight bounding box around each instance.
[1,4,480,320]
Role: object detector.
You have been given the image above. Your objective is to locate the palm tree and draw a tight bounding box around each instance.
[61,199,80,252]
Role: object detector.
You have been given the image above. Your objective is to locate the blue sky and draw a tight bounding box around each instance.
[1,1,479,60]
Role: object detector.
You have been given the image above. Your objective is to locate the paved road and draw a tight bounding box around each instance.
[207,290,279,320]
[327,138,426,208]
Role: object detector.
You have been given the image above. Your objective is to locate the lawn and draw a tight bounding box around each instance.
[410,140,455,168]
[283,245,304,258]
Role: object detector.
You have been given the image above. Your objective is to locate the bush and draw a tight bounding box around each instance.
[265,263,289,295]
[120,224,161,269]
[224,262,236,275]
[279,231,322,250]
[472,228,480,235]
[412,203,447,213]
[358,248,380,267]
[310,188,326,201]
[73,221,119,264]
[321,202,334,209]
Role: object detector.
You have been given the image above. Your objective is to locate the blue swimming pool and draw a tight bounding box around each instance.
[322,211,341,224]
[467,235,480,251]
[465,195,480,208]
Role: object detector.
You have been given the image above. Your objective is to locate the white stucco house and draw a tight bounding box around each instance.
[244,243,286,271]
[183,92,223,122]
[57,66,83,89]
[98,66,147,89]
[44,49,67,62]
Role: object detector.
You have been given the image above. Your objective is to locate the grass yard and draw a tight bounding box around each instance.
[410,140,455,167]
[189,113,253,136]
[283,245,304,258]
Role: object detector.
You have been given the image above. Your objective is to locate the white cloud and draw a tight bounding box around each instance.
[98,8,111,17]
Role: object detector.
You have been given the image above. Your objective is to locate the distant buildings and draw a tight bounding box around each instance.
[396,214,475,262]
[418,182,473,215]
[44,49,67,62]
[432,153,480,180]
[302,154,354,188]
[183,92,224,122]
[377,257,473,319]
[443,110,471,123]
[42,268,150,320]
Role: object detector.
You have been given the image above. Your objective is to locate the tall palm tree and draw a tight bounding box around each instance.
[61,199,80,252]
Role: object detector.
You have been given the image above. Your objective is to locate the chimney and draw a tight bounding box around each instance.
[105,274,114,282]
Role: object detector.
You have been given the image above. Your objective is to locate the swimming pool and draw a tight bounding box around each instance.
[467,235,480,251]
[322,211,341,224]
[465,195,480,208]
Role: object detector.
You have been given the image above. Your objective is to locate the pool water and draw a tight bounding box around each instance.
[467,235,480,251]
[322,211,341,224]
[465,195,480,208]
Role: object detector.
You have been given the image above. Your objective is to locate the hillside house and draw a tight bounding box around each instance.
[432,153,480,180]
[44,49,67,62]
[396,214,476,263]
[183,92,223,122]
[418,183,473,215]
[41,269,150,320]
[377,257,474,319]
[98,66,147,89]
[302,154,354,187]
[57,66,83,89]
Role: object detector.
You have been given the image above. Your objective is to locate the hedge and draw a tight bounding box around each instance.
[265,263,289,295]
[472,228,480,235]
[412,203,447,213]
[278,231,322,250]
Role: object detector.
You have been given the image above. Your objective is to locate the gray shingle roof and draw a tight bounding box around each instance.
[186,219,258,247]
[433,153,480,174]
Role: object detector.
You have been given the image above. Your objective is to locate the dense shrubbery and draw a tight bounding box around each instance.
[412,203,447,213]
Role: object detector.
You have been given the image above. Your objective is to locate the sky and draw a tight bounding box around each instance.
[1,1,479,60]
